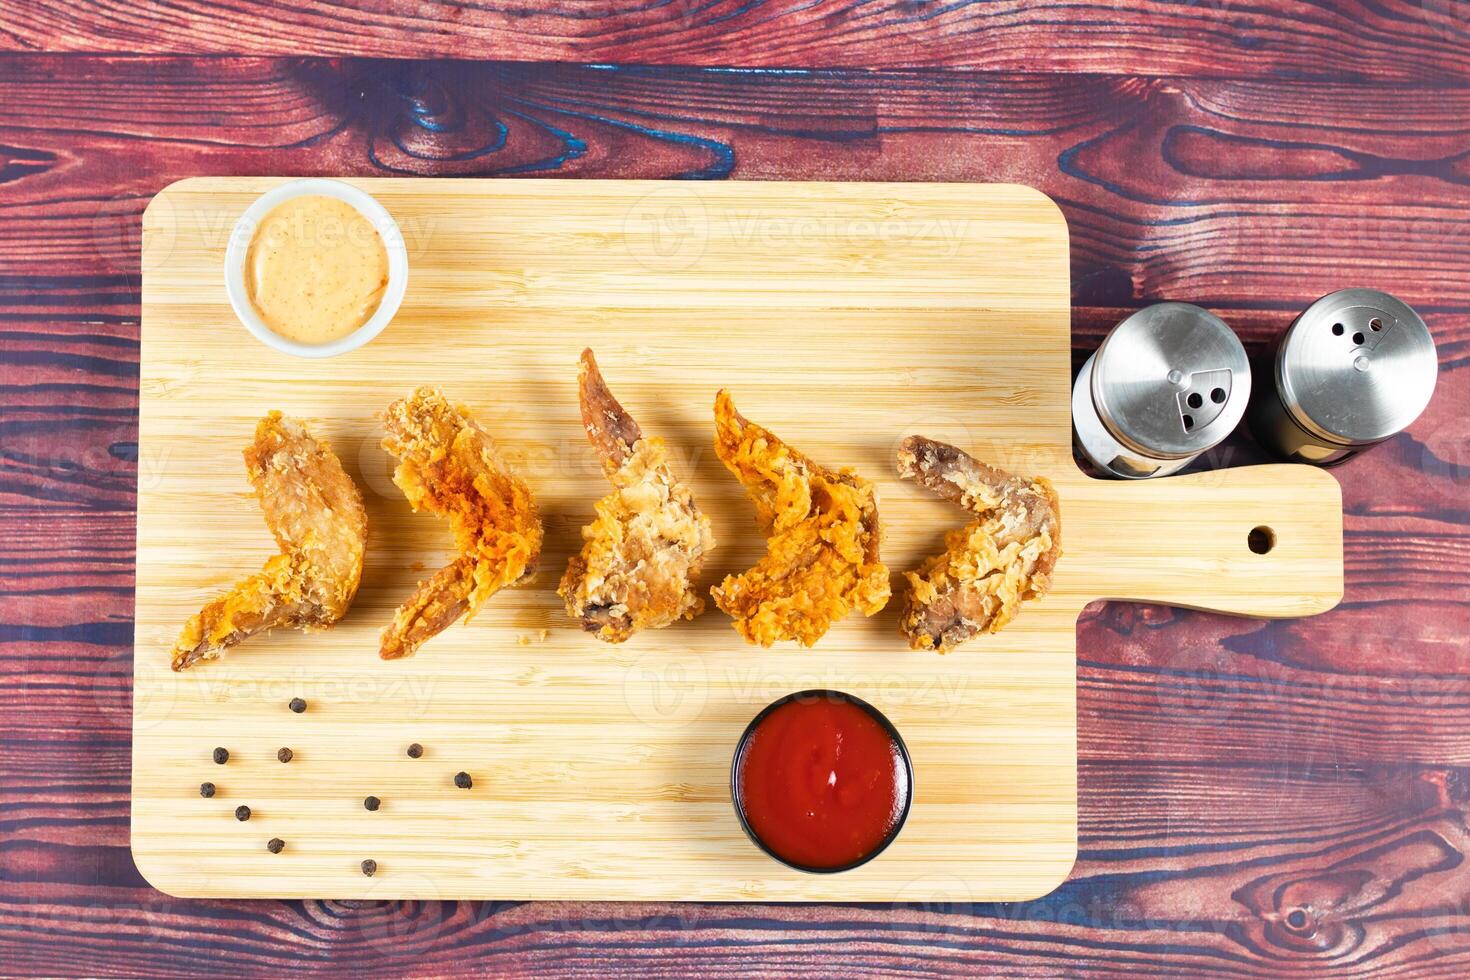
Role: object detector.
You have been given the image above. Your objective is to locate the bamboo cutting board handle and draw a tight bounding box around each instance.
[1063,463,1344,618]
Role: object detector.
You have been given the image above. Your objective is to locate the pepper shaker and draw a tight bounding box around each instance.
[1248,289,1437,466]
[1072,303,1252,479]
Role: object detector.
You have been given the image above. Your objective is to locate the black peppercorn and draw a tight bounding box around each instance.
[364,796,381,811]
[361,859,377,877]
[267,838,285,854]
[406,743,424,759]
[277,747,294,763]
[199,782,215,798]
[235,805,251,821]
[454,771,472,789]
[212,747,229,764]
[288,697,307,714]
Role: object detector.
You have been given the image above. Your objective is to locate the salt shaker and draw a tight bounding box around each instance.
[1248,289,1437,466]
[1072,303,1252,479]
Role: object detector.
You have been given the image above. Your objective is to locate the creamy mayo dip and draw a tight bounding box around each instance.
[244,195,389,345]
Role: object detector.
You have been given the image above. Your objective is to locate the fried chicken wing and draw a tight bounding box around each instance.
[710,390,890,647]
[559,350,715,643]
[170,413,367,671]
[896,436,1061,653]
[380,387,543,659]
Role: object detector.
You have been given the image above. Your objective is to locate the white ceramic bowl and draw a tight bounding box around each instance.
[224,178,408,358]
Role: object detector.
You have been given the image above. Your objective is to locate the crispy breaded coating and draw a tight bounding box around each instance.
[897,436,1061,652]
[710,390,890,647]
[380,387,543,659]
[170,413,367,670]
[559,350,715,643]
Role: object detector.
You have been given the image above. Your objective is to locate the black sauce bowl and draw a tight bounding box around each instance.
[730,689,914,874]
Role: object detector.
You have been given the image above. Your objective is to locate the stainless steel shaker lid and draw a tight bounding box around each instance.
[1278,289,1437,446]
[1091,302,1251,459]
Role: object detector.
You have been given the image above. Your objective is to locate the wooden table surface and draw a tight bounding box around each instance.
[2,4,1468,976]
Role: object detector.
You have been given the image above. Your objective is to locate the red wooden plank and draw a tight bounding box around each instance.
[0,319,138,510]
[3,59,1470,312]
[2,0,1468,83]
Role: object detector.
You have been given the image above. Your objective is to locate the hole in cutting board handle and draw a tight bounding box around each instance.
[1248,526,1276,555]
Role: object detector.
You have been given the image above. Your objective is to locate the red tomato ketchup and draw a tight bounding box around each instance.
[733,692,912,872]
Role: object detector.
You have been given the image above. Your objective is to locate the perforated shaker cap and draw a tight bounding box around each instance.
[1278,289,1437,447]
[1091,302,1251,459]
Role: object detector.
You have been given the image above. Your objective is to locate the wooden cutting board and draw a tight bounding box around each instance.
[133,178,1343,902]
